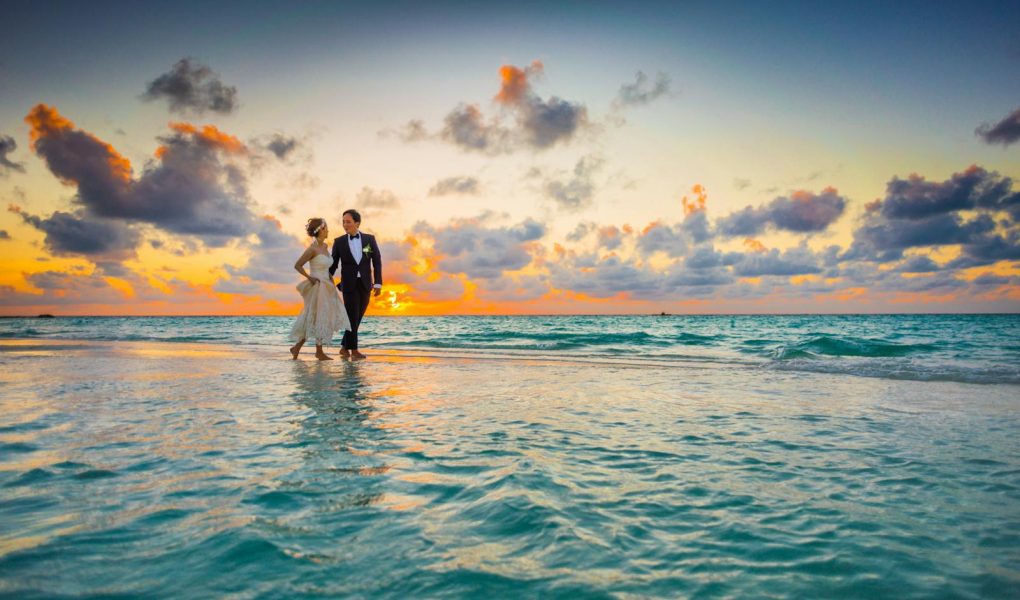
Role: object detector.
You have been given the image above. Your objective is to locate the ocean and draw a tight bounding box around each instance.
[2,314,1018,384]
[1,315,1018,597]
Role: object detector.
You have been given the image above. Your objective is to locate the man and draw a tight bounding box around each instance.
[328,209,382,360]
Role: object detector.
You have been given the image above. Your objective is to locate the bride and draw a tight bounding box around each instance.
[289,218,351,360]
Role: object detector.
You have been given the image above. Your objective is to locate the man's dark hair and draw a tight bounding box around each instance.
[343,209,362,223]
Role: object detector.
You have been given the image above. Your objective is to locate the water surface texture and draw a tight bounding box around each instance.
[0,316,1018,597]
[2,314,1018,384]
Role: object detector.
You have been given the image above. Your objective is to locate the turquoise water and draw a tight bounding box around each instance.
[2,314,1018,383]
[1,316,1019,597]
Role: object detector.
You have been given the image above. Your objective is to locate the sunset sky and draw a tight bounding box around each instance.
[1,0,1018,315]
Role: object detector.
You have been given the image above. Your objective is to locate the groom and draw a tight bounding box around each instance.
[329,209,382,360]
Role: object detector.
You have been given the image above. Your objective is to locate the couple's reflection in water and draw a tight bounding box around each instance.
[288,360,392,509]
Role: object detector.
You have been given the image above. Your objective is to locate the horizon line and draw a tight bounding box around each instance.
[2,312,1018,318]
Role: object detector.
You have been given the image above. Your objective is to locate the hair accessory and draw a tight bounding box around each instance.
[313,220,326,234]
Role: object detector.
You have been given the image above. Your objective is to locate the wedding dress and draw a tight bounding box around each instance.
[289,253,350,344]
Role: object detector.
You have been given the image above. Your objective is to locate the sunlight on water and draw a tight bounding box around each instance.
[0,327,1018,597]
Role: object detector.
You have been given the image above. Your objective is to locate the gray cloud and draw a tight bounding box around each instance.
[976,106,1020,146]
[395,119,430,142]
[850,213,995,259]
[567,221,596,242]
[440,104,512,154]
[398,62,588,154]
[732,245,823,277]
[517,95,588,149]
[614,71,671,108]
[476,274,550,302]
[897,255,940,273]
[0,135,25,174]
[543,155,602,212]
[27,104,257,247]
[717,188,847,237]
[682,210,713,244]
[428,176,480,196]
[847,166,1020,266]
[142,58,238,114]
[0,230,9,240]
[637,222,690,257]
[683,245,741,270]
[973,273,1013,287]
[265,134,299,160]
[552,254,664,298]
[879,166,1020,221]
[548,246,739,300]
[0,267,183,309]
[595,226,624,250]
[356,187,401,210]
[664,263,736,292]
[9,205,139,260]
[636,210,713,258]
[415,216,545,279]
[222,215,305,287]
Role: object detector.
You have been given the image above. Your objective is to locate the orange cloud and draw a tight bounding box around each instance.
[743,238,767,253]
[817,287,869,303]
[25,104,74,145]
[791,186,839,204]
[167,122,246,154]
[495,60,543,105]
[682,184,707,215]
[641,220,662,235]
[102,276,136,299]
[25,103,133,183]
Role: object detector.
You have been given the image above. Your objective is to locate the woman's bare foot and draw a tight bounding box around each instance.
[290,340,305,359]
[315,345,333,360]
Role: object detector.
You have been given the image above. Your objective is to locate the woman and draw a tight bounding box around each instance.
[289,218,351,360]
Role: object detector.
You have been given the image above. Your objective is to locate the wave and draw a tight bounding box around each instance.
[767,358,1020,385]
[0,328,41,337]
[1,316,1017,385]
[770,335,941,360]
[380,330,685,351]
[0,330,237,344]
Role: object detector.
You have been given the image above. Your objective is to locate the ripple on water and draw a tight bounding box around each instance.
[1,335,1018,598]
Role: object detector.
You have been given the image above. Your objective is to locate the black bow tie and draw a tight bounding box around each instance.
[349,234,360,240]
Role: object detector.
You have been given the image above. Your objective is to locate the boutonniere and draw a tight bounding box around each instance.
[363,244,373,255]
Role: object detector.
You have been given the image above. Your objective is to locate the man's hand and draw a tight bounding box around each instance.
[373,287,382,297]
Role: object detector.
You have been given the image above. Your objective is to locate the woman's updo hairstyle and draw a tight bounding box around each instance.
[305,218,326,237]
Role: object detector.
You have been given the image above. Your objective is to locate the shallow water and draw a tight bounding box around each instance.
[1,340,1017,597]
[2,314,1019,384]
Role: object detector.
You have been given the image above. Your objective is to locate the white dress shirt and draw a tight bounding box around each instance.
[348,233,363,265]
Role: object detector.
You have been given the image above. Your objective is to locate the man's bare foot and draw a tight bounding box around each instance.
[338,348,351,359]
[351,350,367,360]
[315,351,334,361]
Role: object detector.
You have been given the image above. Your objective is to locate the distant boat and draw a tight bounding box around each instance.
[658,312,670,316]
[36,314,55,318]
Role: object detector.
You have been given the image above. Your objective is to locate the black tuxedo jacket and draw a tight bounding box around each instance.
[329,233,382,293]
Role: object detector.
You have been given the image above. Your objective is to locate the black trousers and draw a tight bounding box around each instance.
[340,284,371,350]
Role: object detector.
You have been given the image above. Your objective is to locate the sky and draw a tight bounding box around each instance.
[1,0,1018,315]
